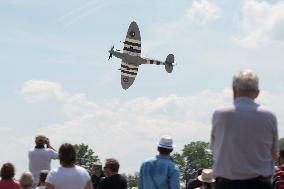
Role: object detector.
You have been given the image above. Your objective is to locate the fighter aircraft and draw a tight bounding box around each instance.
[108,21,175,90]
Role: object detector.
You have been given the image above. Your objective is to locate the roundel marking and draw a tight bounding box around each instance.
[129,31,135,37]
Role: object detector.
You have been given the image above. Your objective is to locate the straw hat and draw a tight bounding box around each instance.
[197,169,215,183]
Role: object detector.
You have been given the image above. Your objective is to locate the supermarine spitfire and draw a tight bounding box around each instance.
[108,21,175,90]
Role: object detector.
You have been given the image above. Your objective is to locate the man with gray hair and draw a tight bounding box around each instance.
[210,69,278,189]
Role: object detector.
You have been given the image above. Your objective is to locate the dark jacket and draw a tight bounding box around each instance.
[98,174,127,189]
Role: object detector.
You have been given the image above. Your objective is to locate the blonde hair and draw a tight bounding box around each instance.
[20,171,33,188]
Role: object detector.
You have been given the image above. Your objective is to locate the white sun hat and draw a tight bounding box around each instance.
[197,169,215,183]
[157,135,174,149]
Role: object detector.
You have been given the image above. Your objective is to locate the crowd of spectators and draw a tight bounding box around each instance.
[0,69,281,189]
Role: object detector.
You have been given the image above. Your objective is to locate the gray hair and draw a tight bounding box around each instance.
[232,69,259,92]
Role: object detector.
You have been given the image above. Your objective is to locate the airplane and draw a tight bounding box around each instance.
[108,21,175,90]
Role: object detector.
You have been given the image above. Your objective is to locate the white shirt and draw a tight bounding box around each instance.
[35,186,45,189]
[28,148,58,184]
[210,97,278,180]
[46,165,90,189]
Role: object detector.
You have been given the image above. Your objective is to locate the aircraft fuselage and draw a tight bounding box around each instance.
[111,49,165,66]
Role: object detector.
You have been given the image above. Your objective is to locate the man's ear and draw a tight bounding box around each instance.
[253,89,259,99]
[233,87,237,99]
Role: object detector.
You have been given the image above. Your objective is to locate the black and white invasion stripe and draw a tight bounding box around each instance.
[123,38,141,56]
[121,62,138,78]
[145,59,164,65]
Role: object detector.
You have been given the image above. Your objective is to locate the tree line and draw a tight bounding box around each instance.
[74,138,284,187]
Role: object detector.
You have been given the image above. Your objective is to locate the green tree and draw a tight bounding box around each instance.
[173,141,213,184]
[124,172,139,188]
[279,138,284,150]
[74,143,100,172]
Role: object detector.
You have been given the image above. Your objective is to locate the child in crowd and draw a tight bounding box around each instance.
[19,171,33,189]
[35,170,49,189]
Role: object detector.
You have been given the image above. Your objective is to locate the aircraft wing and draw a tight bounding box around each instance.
[123,21,141,57]
[121,61,139,90]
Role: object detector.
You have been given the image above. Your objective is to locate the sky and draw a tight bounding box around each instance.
[1,0,284,178]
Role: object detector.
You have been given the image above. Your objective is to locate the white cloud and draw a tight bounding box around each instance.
[234,0,284,48]
[17,80,284,174]
[143,0,220,53]
[20,80,98,117]
[20,80,67,103]
[185,0,221,26]
[19,80,230,174]
[37,93,225,174]
[62,93,98,118]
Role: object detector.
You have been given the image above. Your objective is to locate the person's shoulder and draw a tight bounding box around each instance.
[169,161,179,172]
[100,175,110,183]
[257,105,277,117]
[45,148,56,153]
[115,174,127,186]
[28,147,36,152]
[75,165,89,174]
[142,156,157,164]
[118,174,127,181]
[49,167,60,174]
[214,103,234,113]
[156,156,178,169]
[75,165,87,170]
[13,179,20,185]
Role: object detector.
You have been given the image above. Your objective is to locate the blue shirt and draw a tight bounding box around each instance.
[138,155,180,189]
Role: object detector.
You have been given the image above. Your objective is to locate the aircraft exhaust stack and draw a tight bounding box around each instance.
[165,54,174,73]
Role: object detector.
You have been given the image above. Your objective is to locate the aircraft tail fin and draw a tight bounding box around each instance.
[165,54,174,73]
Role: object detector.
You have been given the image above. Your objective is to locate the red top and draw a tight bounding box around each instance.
[0,179,21,189]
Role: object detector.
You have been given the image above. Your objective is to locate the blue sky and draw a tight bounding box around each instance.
[1,0,284,177]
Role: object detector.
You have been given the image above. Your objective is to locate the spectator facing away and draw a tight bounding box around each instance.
[0,162,21,189]
[187,168,203,189]
[45,143,93,189]
[210,69,278,189]
[195,169,215,189]
[19,171,34,189]
[138,135,180,189]
[35,170,49,189]
[28,134,58,188]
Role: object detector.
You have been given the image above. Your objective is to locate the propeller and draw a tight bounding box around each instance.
[108,45,114,60]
